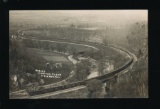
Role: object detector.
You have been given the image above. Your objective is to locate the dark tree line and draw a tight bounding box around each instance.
[86,79,104,98]
[104,21,148,98]
[9,39,72,91]
[74,60,92,81]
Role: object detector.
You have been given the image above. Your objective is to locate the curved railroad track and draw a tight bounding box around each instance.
[10,29,137,98]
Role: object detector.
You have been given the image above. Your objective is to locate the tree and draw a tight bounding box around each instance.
[70,46,77,55]
[98,60,104,75]
[109,58,148,98]
[86,79,103,98]
[75,62,90,81]
[103,37,109,45]
[70,23,75,28]
[127,21,147,54]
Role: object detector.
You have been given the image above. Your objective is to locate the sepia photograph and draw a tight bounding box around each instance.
[9,10,148,99]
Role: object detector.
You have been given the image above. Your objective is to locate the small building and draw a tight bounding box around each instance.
[13,75,17,82]
[55,63,62,68]
[11,35,17,39]
[46,63,50,67]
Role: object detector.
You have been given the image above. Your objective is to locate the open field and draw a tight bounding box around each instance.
[27,48,71,63]
[43,56,69,63]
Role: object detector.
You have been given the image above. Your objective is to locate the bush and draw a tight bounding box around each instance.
[74,60,92,81]
[86,79,103,98]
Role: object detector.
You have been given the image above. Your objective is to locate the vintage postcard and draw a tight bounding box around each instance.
[9,10,148,99]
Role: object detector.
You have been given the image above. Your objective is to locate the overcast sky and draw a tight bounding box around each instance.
[11,10,147,18]
[10,10,148,26]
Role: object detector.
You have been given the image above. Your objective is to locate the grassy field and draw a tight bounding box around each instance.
[25,48,73,85]
[27,48,71,63]
[43,56,69,63]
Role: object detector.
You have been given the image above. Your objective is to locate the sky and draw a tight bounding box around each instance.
[10,10,148,26]
[10,10,147,19]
